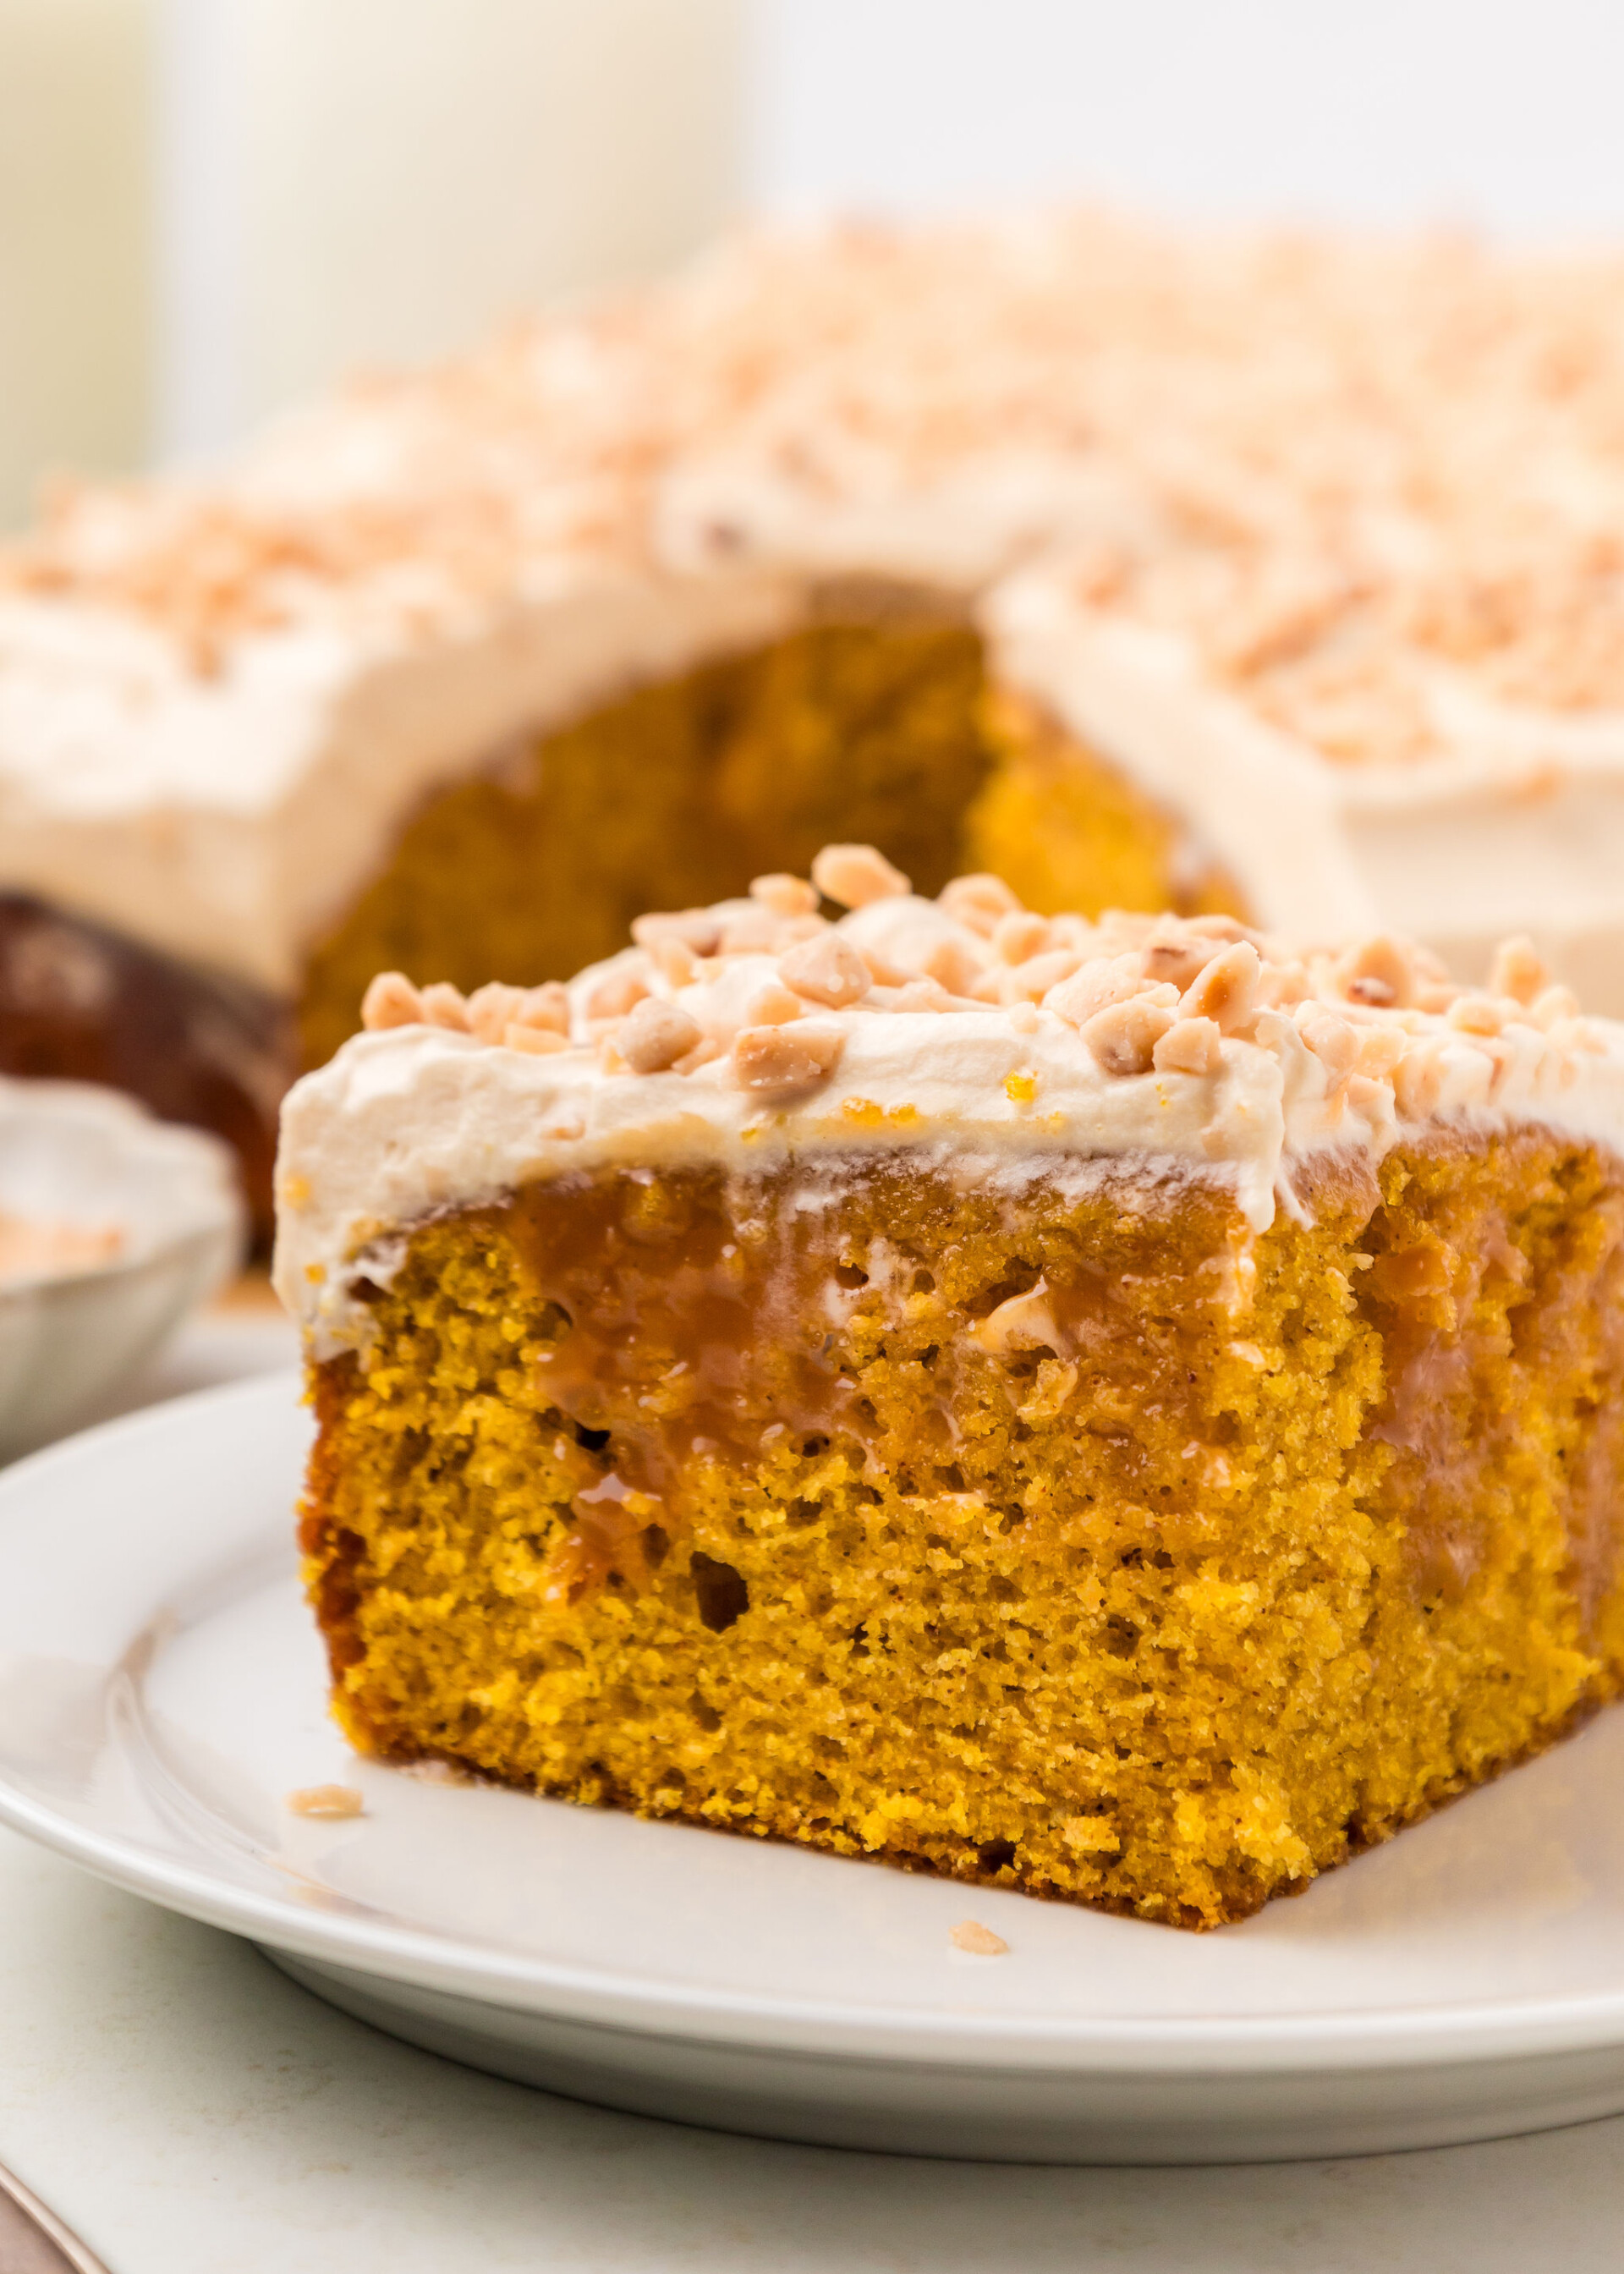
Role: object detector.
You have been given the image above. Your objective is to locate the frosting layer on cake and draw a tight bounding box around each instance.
[274,847,1624,1355]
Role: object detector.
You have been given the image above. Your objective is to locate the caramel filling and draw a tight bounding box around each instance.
[1359,1147,1624,1634]
[303,1132,1624,1930]
[511,1167,1204,1601]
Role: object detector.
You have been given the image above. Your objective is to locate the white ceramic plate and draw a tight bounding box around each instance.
[6,1374,1624,2165]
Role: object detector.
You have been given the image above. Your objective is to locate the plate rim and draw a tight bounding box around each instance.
[7,1372,1624,2076]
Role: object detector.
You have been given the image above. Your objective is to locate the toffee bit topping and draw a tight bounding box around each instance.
[811,843,911,909]
[1354,1026,1407,1079]
[778,931,872,1009]
[991,947,1080,1007]
[584,966,650,1021]
[418,981,471,1031]
[743,979,804,1028]
[464,981,531,1045]
[505,1024,571,1057]
[733,1022,844,1092]
[348,843,1612,1148]
[632,909,724,957]
[513,980,572,1035]
[1335,934,1417,1012]
[617,997,702,1074]
[1533,984,1580,1029]
[1081,997,1173,1077]
[1446,994,1505,1038]
[286,1783,365,1820]
[1179,942,1262,1034]
[1142,935,1220,991]
[461,977,568,1046]
[991,911,1053,966]
[1153,1014,1224,1077]
[1296,1002,1359,1077]
[1490,936,1550,1008]
[717,906,782,956]
[648,936,700,989]
[749,871,820,917]
[1045,954,1158,1030]
[1392,1043,1448,1120]
[360,970,423,1030]
[939,873,1022,937]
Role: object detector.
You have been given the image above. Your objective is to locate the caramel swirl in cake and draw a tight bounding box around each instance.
[296,1128,1624,1930]
[508,1162,1211,1605]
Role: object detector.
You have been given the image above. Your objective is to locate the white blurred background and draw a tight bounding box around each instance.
[4,0,1624,526]
[753,0,1624,235]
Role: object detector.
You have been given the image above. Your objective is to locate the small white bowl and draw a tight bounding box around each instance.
[0,1078,246,1460]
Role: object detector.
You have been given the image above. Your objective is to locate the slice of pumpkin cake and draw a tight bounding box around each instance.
[274,847,1624,1929]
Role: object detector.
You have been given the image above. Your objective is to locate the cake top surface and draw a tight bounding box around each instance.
[273,843,1624,1353]
[12,214,1624,1002]
[9,213,1624,758]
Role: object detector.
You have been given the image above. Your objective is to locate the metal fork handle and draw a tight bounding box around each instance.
[0,2161,112,2274]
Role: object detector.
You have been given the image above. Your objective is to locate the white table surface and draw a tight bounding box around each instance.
[6,1297,1624,2272]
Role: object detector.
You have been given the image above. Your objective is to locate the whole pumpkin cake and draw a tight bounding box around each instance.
[16,215,1624,1233]
[274,848,1624,1928]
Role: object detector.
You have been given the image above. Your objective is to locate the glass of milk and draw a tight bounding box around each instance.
[0,0,745,525]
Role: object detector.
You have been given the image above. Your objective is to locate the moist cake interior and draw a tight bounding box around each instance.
[299,612,1242,1067]
[303,1127,1624,1931]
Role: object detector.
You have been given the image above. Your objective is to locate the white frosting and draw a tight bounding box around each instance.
[656,448,1160,593]
[15,211,1624,1012]
[987,568,1624,1016]
[272,882,1624,1357]
[0,567,798,990]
